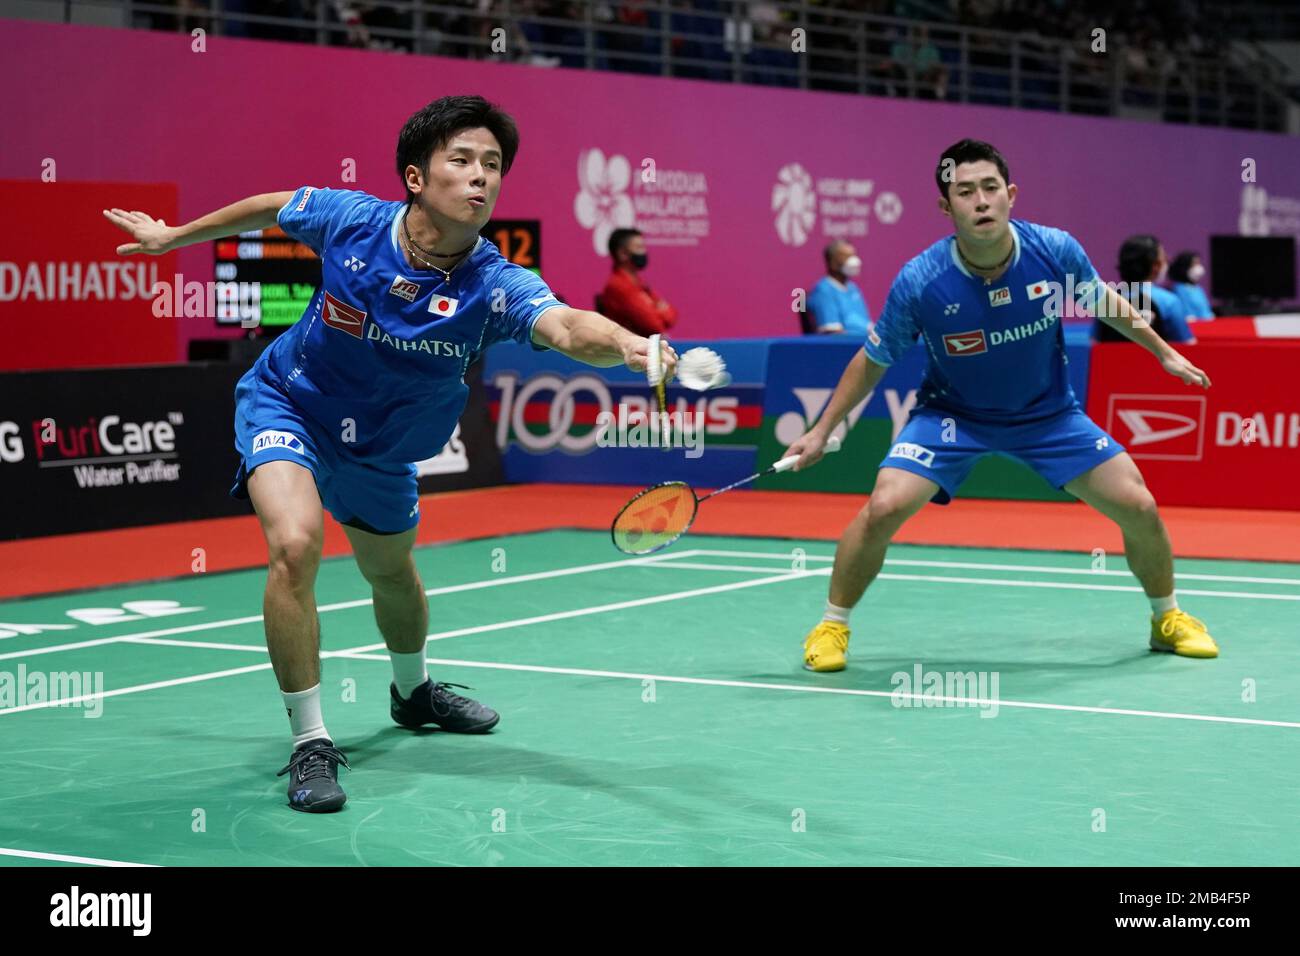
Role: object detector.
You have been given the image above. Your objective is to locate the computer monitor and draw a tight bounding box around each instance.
[1209,235,1297,302]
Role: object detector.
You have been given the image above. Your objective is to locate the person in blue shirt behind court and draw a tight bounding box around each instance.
[1092,235,1195,344]
[1168,250,1215,320]
[784,139,1219,675]
[105,94,678,814]
[806,240,872,335]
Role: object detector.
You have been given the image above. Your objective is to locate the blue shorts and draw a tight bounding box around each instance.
[230,366,420,535]
[881,406,1125,505]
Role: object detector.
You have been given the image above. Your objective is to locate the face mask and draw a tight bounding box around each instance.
[841,255,862,278]
[1188,264,1205,283]
[630,253,648,269]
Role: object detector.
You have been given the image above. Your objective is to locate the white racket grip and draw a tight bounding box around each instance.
[774,434,841,473]
[645,333,664,386]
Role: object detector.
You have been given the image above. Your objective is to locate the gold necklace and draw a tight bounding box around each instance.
[401,209,474,282]
[957,238,1014,285]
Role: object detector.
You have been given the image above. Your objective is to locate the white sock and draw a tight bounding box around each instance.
[823,601,852,625]
[282,684,329,750]
[390,648,429,699]
[1149,593,1178,615]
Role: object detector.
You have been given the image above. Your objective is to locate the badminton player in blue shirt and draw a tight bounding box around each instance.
[106,95,677,812]
[786,139,1218,673]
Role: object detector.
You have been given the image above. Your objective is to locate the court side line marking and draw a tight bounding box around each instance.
[675,549,1300,586]
[0,570,820,715]
[327,653,1300,731]
[0,847,157,867]
[0,550,701,662]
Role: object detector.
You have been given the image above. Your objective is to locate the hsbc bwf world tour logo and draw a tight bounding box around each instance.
[772,162,903,246]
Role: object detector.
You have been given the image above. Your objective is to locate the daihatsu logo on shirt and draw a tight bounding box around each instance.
[365,324,466,358]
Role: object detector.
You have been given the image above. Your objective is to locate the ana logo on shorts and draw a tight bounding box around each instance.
[888,441,935,467]
[252,430,305,455]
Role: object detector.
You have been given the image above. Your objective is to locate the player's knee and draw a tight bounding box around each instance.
[267,527,322,586]
[1116,487,1160,529]
[360,555,418,593]
[865,491,914,534]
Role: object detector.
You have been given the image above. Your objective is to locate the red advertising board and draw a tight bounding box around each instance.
[1086,342,1300,509]
[0,180,178,370]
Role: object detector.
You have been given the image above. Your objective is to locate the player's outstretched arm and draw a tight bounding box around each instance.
[532,306,679,378]
[1094,285,1211,388]
[103,191,296,256]
[785,349,887,470]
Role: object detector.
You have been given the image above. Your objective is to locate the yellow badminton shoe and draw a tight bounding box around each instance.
[803,621,850,672]
[1150,609,1219,659]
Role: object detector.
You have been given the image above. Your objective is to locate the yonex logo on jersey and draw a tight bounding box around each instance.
[322,291,366,339]
[252,430,305,455]
[942,329,988,356]
[389,276,420,302]
[295,188,314,212]
[1095,437,1109,450]
[988,287,1011,307]
[943,303,960,315]
[428,294,459,317]
[343,256,366,272]
[888,442,935,467]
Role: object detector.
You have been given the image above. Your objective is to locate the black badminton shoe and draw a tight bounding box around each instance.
[277,738,349,813]
[390,680,500,733]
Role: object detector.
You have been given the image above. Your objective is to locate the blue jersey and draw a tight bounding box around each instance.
[1149,285,1194,342]
[1171,281,1213,320]
[257,186,563,463]
[864,219,1101,424]
[807,276,871,334]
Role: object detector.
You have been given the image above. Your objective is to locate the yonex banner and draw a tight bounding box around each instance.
[1085,341,1300,509]
[753,332,1092,500]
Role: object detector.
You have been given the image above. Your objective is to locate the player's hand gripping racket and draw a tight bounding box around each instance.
[611,435,842,554]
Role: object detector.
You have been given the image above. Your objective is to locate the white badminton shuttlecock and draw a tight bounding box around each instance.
[676,347,731,390]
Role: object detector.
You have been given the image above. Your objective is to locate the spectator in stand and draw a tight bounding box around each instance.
[600,228,679,335]
[1168,250,1215,320]
[806,240,872,335]
[1092,234,1195,344]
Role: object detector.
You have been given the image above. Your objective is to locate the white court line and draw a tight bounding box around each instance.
[678,549,1300,586]
[326,652,1300,730]
[0,662,274,717]
[0,847,156,867]
[0,550,700,663]
[0,569,821,716]
[643,561,1299,602]
[342,570,822,653]
[872,573,1300,601]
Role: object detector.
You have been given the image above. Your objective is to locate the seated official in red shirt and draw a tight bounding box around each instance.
[600,228,678,335]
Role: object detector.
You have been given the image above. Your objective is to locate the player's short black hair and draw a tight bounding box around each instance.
[935,139,1011,199]
[1118,234,1161,283]
[1168,250,1199,283]
[396,95,520,203]
[608,228,643,259]
[822,239,850,267]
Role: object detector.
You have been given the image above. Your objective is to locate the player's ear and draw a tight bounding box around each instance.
[1006,182,1017,207]
[404,163,424,198]
[937,195,952,219]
